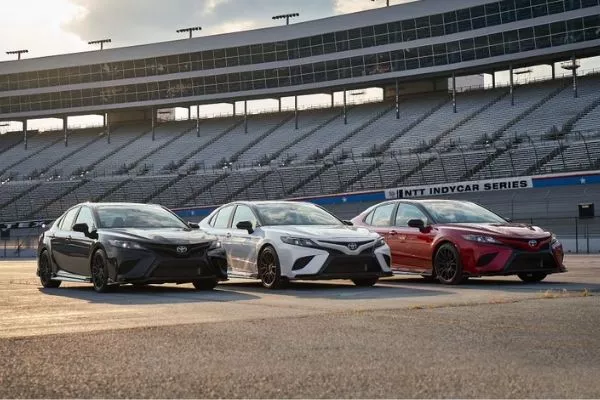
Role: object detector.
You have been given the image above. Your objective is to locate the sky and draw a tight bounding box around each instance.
[0,0,598,132]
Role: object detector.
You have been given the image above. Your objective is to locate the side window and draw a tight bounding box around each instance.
[395,204,428,227]
[59,207,80,231]
[75,207,96,228]
[370,203,395,227]
[213,206,234,229]
[232,205,258,229]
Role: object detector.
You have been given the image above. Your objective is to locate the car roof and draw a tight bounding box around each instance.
[75,202,162,209]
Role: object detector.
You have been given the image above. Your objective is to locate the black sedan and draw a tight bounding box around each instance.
[37,202,228,292]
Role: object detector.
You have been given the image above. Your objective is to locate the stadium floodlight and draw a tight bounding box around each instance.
[371,0,391,6]
[6,49,28,60]
[88,39,112,50]
[177,26,202,39]
[272,13,299,25]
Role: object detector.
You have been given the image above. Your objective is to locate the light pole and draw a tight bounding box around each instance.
[88,39,111,50]
[272,13,299,25]
[371,0,391,6]
[177,26,202,39]
[6,49,28,60]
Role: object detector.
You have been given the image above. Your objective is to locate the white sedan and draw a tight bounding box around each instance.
[199,201,392,289]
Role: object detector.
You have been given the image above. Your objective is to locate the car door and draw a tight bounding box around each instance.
[393,203,434,272]
[50,207,80,274]
[229,205,261,275]
[68,206,97,276]
[365,202,398,265]
[208,205,236,270]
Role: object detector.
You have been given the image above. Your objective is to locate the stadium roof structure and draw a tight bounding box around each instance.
[1,0,600,121]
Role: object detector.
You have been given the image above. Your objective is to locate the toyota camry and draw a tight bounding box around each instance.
[352,199,566,284]
[37,202,228,292]
[199,201,392,289]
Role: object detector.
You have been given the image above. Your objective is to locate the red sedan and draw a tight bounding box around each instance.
[351,199,566,285]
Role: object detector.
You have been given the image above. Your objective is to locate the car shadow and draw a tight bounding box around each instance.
[221,279,449,300]
[380,276,600,294]
[39,283,260,305]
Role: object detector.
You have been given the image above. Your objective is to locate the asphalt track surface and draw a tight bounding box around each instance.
[1,255,599,398]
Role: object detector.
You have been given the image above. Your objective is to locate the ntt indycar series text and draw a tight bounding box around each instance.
[385,177,533,199]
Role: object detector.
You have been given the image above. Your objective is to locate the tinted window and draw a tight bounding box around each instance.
[213,206,234,229]
[59,207,80,231]
[395,204,428,227]
[370,203,395,227]
[255,203,341,226]
[232,205,258,229]
[422,201,506,224]
[75,206,96,228]
[95,205,187,229]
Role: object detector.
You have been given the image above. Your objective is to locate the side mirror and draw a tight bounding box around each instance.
[188,222,200,229]
[342,220,354,226]
[408,219,426,231]
[504,217,512,223]
[236,221,254,234]
[73,223,97,238]
[73,223,89,234]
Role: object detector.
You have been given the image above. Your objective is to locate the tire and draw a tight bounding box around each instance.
[518,272,547,283]
[91,249,114,293]
[351,277,379,287]
[192,279,218,290]
[257,246,287,289]
[38,251,61,289]
[434,243,465,285]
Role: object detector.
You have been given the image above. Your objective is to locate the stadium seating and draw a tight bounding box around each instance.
[1,73,600,223]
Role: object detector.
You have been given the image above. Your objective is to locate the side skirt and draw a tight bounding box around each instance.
[54,270,92,283]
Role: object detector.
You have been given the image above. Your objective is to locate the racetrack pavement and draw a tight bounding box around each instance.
[0,255,599,398]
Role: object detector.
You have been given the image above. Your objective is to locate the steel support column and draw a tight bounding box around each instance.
[63,116,68,147]
[452,73,457,113]
[278,98,282,113]
[572,55,578,99]
[23,120,28,150]
[551,64,556,80]
[196,105,200,137]
[106,113,111,144]
[294,95,298,130]
[244,100,248,134]
[491,73,496,89]
[510,64,514,106]
[395,79,400,119]
[151,108,156,141]
[343,89,347,125]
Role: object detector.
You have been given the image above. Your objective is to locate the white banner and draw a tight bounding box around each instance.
[384,177,533,200]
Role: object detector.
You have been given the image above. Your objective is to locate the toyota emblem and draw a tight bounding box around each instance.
[348,243,358,251]
[176,246,188,254]
[528,240,538,248]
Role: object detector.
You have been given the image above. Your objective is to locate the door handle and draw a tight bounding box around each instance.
[67,235,72,241]
[226,233,232,238]
[389,230,398,236]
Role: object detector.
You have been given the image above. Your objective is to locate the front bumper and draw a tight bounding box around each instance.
[460,241,566,277]
[106,246,228,284]
[276,241,392,280]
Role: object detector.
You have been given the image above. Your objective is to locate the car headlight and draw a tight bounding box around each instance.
[209,240,222,250]
[374,237,386,248]
[281,236,318,247]
[107,239,146,250]
[462,235,502,244]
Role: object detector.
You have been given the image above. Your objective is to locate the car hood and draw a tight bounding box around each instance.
[100,228,217,244]
[263,225,378,240]
[440,223,552,239]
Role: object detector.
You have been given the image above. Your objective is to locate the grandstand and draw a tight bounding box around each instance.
[1,0,600,244]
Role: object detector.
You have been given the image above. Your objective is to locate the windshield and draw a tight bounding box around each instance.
[96,205,188,229]
[255,203,342,226]
[422,201,506,224]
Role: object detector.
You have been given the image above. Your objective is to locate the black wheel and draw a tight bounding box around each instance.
[434,243,465,285]
[38,251,60,288]
[518,272,547,283]
[192,279,218,290]
[351,277,379,287]
[257,246,287,289]
[91,249,114,293]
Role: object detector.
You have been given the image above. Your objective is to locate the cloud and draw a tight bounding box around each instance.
[62,0,335,47]
[333,0,418,14]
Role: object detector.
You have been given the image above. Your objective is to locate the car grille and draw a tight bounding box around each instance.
[146,243,210,258]
[505,253,558,273]
[151,259,208,278]
[322,256,382,274]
